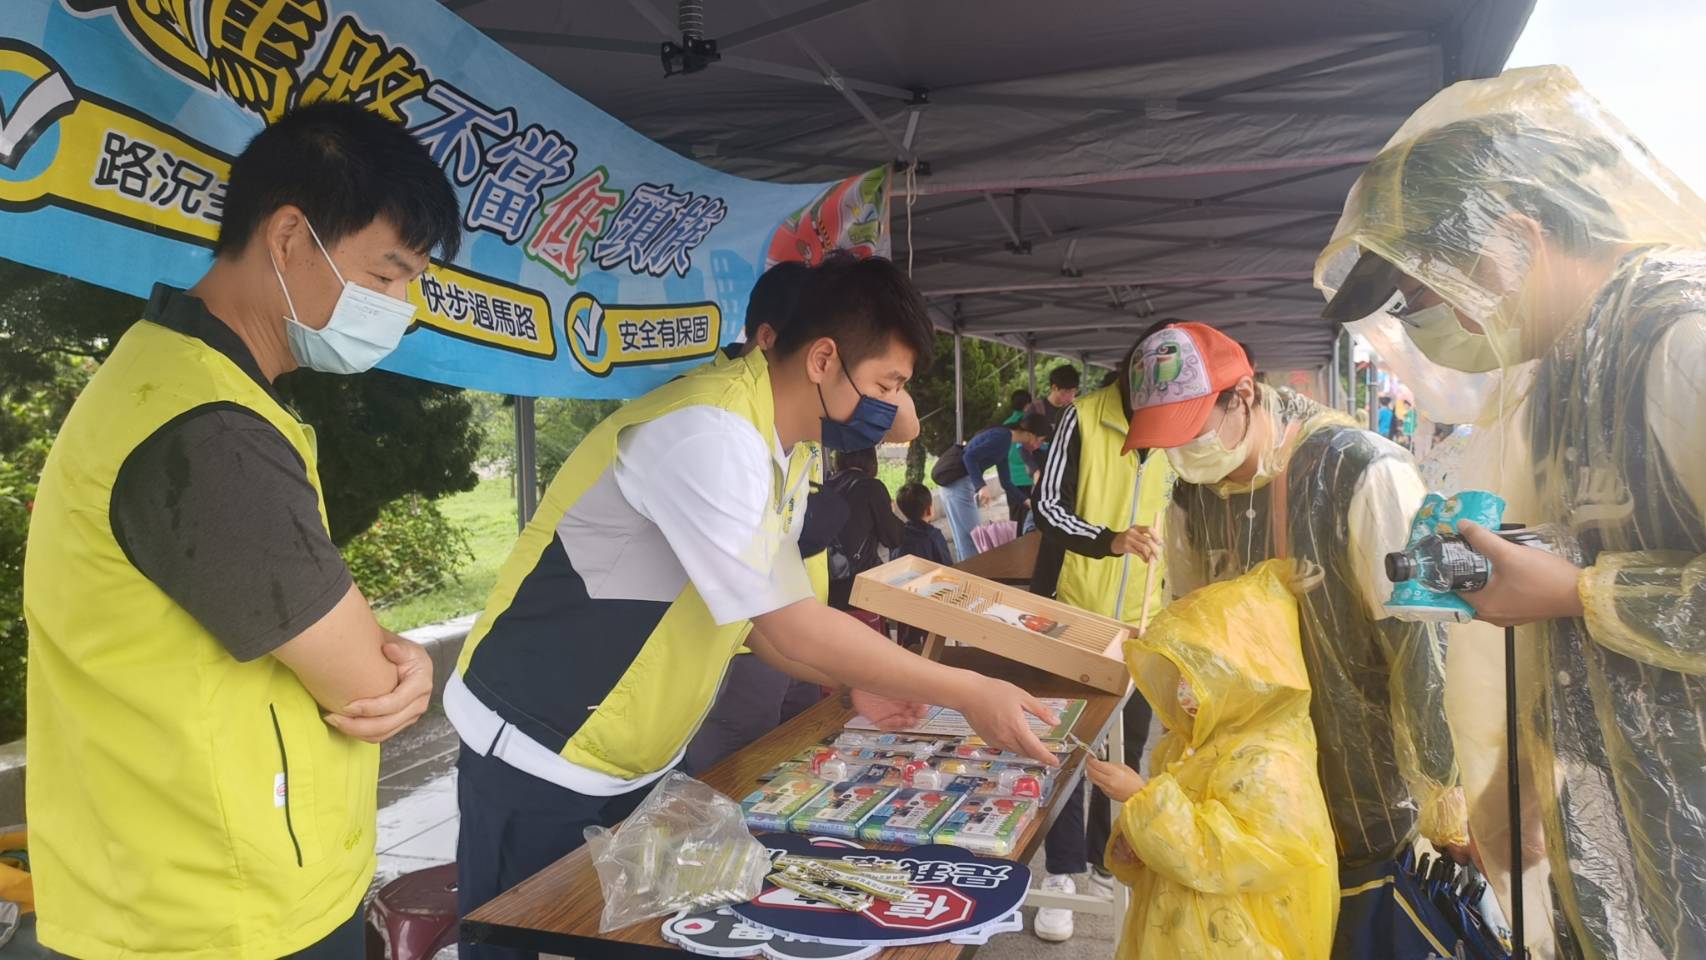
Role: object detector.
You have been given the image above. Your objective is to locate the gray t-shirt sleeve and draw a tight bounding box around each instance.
[110,405,354,662]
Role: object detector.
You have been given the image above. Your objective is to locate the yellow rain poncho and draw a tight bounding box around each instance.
[1108,560,1337,959]
[1316,66,1706,959]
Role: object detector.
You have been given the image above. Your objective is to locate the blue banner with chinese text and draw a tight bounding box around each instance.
[0,0,889,397]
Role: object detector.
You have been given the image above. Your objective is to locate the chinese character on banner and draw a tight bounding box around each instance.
[591,182,685,274]
[148,151,215,215]
[466,125,578,242]
[443,282,471,320]
[419,272,447,315]
[646,194,728,277]
[95,132,156,199]
[411,83,516,186]
[658,319,679,350]
[77,1,211,88]
[619,320,640,352]
[526,168,622,283]
[636,319,660,350]
[691,315,710,345]
[300,17,427,122]
[514,303,537,340]
[592,183,727,278]
[205,0,329,121]
[491,297,516,336]
[470,291,495,331]
[203,179,228,223]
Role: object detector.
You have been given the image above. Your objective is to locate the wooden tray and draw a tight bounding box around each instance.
[851,555,1131,693]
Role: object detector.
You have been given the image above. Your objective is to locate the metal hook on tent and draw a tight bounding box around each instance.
[662,0,720,76]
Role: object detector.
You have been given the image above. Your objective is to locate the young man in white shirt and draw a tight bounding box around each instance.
[450,254,1058,958]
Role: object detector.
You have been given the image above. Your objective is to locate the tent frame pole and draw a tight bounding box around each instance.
[1329,334,1341,409]
[953,329,965,443]
[513,396,538,532]
[1026,338,1037,397]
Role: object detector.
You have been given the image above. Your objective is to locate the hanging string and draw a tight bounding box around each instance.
[905,160,918,277]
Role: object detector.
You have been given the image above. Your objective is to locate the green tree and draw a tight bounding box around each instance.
[0,355,94,741]
[0,260,487,736]
[533,396,625,491]
[902,333,1050,482]
[0,261,482,543]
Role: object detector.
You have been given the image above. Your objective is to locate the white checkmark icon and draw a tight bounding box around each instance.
[574,299,604,355]
[0,70,76,168]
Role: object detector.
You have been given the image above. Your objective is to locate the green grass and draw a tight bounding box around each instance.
[376,454,939,634]
[876,457,935,497]
[375,477,519,633]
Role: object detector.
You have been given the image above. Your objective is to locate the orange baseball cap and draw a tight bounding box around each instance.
[1123,322,1254,452]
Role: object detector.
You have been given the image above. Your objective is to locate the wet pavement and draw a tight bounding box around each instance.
[375,705,461,889]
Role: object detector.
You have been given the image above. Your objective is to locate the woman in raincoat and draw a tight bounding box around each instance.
[1087,559,1337,959]
[1317,66,1706,959]
[1117,320,1464,947]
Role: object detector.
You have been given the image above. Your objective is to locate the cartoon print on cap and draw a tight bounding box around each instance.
[1131,328,1211,408]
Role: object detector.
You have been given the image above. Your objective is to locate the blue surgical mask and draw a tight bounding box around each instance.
[818,362,897,452]
[270,219,417,375]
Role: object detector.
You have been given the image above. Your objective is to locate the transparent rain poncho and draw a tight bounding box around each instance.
[1163,385,1463,868]
[1315,66,1706,959]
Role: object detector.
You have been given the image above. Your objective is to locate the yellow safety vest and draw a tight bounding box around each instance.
[24,321,376,960]
[455,349,816,781]
[1055,384,1173,624]
[737,453,827,653]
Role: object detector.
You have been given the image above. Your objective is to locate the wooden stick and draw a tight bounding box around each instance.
[1136,511,1161,637]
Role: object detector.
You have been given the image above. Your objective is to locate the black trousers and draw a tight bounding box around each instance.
[683,653,822,776]
[456,745,656,960]
[1043,696,1152,876]
[282,907,363,959]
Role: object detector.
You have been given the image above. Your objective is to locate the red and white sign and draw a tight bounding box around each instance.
[861,888,973,932]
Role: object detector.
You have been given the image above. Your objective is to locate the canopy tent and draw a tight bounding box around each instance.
[447,0,1535,373]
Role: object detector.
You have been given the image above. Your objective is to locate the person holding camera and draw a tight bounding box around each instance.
[1319,66,1706,958]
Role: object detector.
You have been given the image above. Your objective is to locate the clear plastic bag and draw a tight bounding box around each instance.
[583,772,771,933]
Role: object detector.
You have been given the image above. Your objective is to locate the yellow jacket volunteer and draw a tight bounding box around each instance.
[1032,381,1172,623]
[25,289,376,960]
[446,348,816,791]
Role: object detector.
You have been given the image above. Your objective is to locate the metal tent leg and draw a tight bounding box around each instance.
[1023,688,1133,950]
[513,395,538,532]
[953,328,965,443]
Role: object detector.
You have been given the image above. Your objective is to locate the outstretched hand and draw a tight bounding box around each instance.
[957,676,1061,766]
[1457,521,1584,627]
[1086,756,1145,803]
[850,688,932,731]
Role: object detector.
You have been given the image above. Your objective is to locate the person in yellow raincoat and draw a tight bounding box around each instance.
[1087,559,1337,959]
[1318,66,1706,959]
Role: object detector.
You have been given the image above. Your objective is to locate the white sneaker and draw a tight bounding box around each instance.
[1034,873,1076,942]
[1087,868,1116,899]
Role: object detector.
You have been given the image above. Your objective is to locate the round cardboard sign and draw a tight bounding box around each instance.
[727,834,1030,947]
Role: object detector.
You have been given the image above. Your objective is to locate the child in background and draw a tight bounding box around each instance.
[893,483,952,649]
[1086,560,1336,959]
[895,483,952,566]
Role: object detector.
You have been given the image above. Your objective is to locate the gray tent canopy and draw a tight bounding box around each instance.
[451,0,1533,372]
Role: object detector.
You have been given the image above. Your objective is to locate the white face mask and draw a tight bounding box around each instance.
[270,220,417,375]
[1397,301,1520,374]
[1166,397,1251,485]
